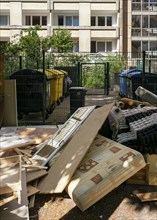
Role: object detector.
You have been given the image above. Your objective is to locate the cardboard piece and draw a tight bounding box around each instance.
[38,103,114,194]
[66,135,146,211]
[2,80,18,126]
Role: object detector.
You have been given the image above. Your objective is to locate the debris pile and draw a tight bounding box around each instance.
[0,87,157,218]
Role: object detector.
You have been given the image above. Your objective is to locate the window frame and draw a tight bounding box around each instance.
[25,15,47,26]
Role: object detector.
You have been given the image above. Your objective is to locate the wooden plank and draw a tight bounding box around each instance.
[37,103,114,194]
[0,54,5,128]
[0,132,35,152]
[0,193,17,207]
[0,155,22,193]
[2,80,18,126]
[26,169,48,183]
[27,185,40,197]
[16,127,58,144]
[0,169,29,220]
[135,192,157,202]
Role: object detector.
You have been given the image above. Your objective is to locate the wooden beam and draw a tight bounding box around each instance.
[135,192,157,202]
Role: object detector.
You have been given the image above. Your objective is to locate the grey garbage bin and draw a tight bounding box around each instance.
[69,87,87,115]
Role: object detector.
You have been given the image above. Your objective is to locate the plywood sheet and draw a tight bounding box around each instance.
[38,103,114,194]
[0,132,35,152]
[0,169,29,220]
[27,185,40,197]
[0,155,22,193]
[66,135,146,211]
[16,127,58,144]
[26,169,48,183]
[2,80,18,126]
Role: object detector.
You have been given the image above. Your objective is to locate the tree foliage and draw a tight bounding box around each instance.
[105,53,126,74]
[50,29,74,52]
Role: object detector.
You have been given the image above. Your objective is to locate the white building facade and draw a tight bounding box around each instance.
[0,0,121,53]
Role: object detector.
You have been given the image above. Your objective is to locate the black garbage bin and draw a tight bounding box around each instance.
[69,87,87,115]
[10,68,50,119]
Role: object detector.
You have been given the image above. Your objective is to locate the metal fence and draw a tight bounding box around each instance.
[3,51,157,125]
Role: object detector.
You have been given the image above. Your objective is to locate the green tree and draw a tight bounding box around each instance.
[50,29,74,52]
[105,53,126,74]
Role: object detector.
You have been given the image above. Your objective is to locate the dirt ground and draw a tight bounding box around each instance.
[29,183,157,220]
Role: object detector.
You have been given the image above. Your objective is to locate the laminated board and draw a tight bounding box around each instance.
[38,103,114,194]
[66,135,146,211]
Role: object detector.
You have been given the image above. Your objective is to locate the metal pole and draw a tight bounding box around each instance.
[77,62,81,86]
[19,56,22,69]
[42,50,46,125]
[149,59,151,73]
[105,62,109,95]
[142,51,145,86]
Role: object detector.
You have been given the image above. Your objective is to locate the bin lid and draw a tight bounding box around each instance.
[119,69,142,76]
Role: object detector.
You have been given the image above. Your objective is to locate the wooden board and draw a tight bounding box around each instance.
[0,155,22,193]
[26,169,48,183]
[16,127,58,144]
[27,185,40,197]
[2,80,18,126]
[0,132,35,152]
[135,192,157,202]
[0,169,29,220]
[37,103,114,194]
[66,135,146,211]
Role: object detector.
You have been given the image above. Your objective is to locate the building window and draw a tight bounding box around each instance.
[98,17,105,26]
[32,16,40,25]
[66,16,72,26]
[73,16,79,26]
[58,16,64,26]
[0,15,9,26]
[58,16,79,26]
[25,16,47,26]
[91,16,113,27]
[91,41,112,53]
[97,42,105,52]
[107,16,112,26]
[106,42,112,51]
[91,17,96,26]
[150,15,157,28]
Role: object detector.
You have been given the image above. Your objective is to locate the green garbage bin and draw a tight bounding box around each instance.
[69,87,87,115]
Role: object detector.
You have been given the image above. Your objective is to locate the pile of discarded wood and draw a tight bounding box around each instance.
[0,86,157,218]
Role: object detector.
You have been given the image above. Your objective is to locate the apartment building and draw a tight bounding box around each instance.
[0,0,156,58]
[0,0,121,53]
[124,0,157,58]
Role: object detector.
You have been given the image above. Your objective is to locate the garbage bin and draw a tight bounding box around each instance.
[119,69,142,97]
[69,87,87,115]
[126,72,157,100]
[10,68,50,119]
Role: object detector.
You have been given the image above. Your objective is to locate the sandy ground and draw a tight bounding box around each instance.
[29,183,157,220]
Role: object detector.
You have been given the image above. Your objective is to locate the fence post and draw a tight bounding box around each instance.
[19,56,22,69]
[149,59,151,73]
[77,62,81,86]
[142,51,145,86]
[105,62,109,95]
[42,50,46,124]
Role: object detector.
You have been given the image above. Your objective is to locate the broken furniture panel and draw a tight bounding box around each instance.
[32,106,96,166]
[37,103,114,194]
[66,134,146,211]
